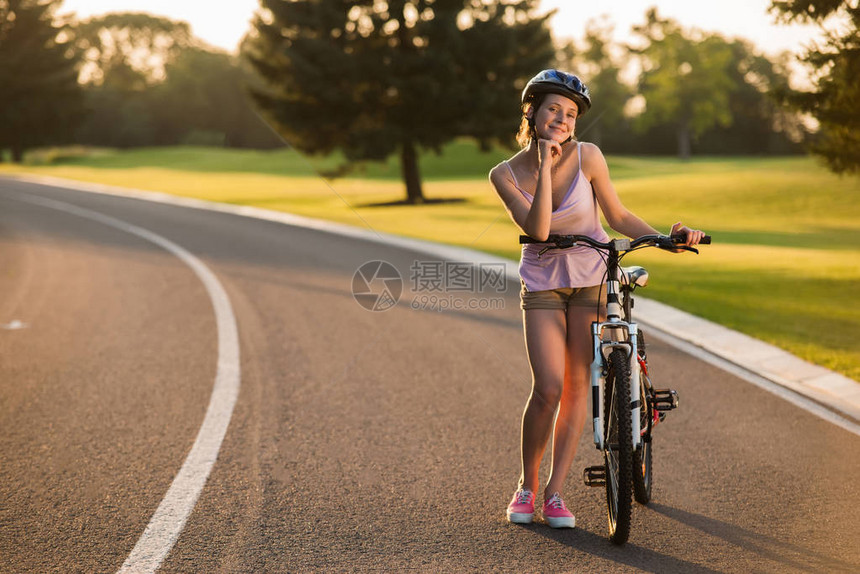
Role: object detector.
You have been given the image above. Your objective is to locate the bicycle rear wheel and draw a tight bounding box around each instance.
[604,348,633,545]
[633,332,653,504]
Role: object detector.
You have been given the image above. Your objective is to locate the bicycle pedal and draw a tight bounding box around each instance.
[653,389,679,411]
[583,465,606,487]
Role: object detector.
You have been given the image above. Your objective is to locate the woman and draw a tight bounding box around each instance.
[489,69,704,528]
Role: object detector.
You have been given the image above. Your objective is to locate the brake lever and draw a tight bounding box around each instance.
[656,236,699,254]
[656,244,699,254]
[535,237,578,259]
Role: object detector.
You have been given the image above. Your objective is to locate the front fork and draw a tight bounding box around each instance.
[590,321,641,451]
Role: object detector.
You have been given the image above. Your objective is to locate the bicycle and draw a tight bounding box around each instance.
[519,232,710,545]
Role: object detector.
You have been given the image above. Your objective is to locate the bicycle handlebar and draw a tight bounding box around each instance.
[519,233,711,252]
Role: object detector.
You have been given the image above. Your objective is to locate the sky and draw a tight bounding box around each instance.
[60,0,822,58]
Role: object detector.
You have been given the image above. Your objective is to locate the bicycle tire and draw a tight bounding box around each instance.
[632,332,653,504]
[604,347,633,545]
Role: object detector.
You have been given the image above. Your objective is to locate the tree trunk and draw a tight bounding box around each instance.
[677,121,691,160]
[11,145,24,164]
[400,139,425,204]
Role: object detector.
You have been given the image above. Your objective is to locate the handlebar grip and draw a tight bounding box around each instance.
[671,233,711,245]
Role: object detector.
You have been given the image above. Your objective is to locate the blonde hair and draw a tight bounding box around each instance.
[516,99,538,148]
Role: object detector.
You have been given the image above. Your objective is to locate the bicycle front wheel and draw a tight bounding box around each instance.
[604,347,633,545]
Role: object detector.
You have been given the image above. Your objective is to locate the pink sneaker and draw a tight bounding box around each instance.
[542,492,575,528]
[506,489,535,524]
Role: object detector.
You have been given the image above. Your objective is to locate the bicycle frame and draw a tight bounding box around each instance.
[589,238,641,452]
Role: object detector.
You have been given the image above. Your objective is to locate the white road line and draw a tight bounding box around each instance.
[11,193,241,574]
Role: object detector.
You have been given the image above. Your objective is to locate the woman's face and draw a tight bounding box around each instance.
[531,94,579,142]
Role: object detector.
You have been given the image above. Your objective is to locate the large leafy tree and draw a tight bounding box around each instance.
[245,0,555,203]
[631,9,735,159]
[73,12,194,89]
[71,13,194,147]
[695,39,807,154]
[770,0,860,173]
[71,13,280,149]
[0,0,84,162]
[150,46,283,148]
[567,18,634,149]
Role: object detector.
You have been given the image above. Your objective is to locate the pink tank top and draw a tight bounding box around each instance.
[506,142,611,291]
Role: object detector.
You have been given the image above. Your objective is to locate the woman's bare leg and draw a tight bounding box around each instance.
[544,305,596,499]
[518,308,567,493]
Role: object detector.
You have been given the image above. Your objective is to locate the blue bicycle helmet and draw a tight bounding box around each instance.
[522,69,591,115]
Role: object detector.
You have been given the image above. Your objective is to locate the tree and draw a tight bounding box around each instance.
[71,13,281,149]
[565,18,634,149]
[73,12,194,88]
[770,0,860,173]
[0,0,84,162]
[631,9,735,159]
[150,46,283,148]
[71,12,193,147]
[244,0,555,203]
[695,40,807,155]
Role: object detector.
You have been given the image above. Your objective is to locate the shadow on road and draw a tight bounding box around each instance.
[649,503,858,573]
[515,521,722,574]
[507,500,858,573]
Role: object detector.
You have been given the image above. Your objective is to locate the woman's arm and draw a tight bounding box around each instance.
[488,140,560,241]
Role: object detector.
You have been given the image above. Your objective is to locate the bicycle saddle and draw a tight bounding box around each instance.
[620,266,649,287]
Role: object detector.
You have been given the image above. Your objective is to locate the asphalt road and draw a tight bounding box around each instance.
[1,178,858,573]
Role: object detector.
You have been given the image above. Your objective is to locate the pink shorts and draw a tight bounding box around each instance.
[520,282,605,311]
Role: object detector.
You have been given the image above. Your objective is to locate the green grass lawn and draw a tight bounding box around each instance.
[3,143,859,380]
